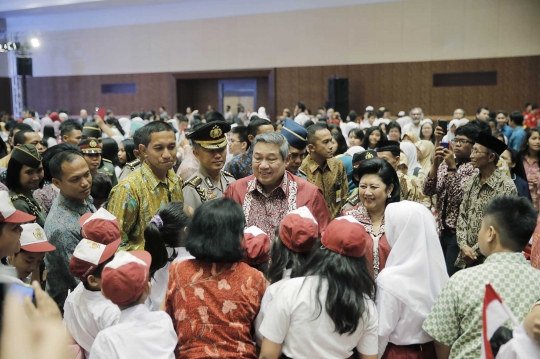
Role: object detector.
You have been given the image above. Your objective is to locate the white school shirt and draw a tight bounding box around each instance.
[147,247,194,311]
[402,123,421,137]
[254,268,292,346]
[89,304,177,359]
[376,286,433,357]
[63,282,121,358]
[294,113,310,126]
[259,276,378,359]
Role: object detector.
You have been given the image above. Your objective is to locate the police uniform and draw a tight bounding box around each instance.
[281,119,309,177]
[341,150,377,212]
[79,139,118,187]
[118,159,141,181]
[98,159,118,187]
[82,122,102,141]
[182,121,234,209]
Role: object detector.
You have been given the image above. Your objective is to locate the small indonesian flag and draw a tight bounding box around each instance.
[482,283,518,359]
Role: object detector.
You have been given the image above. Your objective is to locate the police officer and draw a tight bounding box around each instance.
[81,122,102,143]
[280,119,308,179]
[182,122,235,209]
[78,139,118,187]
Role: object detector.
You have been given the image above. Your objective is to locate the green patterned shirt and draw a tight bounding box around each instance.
[423,252,540,359]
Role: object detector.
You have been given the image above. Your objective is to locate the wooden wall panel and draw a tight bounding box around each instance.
[0,78,12,114]
[276,56,540,117]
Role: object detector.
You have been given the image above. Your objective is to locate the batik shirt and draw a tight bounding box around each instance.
[107,162,184,251]
[300,155,348,219]
[423,253,540,359]
[523,156,540,209]
[455,170,516,268]
[225,147,253,180]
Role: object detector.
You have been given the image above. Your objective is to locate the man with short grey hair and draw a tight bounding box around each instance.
[224,132,330,236]
[402,107,424,137]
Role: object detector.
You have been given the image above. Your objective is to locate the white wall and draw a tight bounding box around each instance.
[20,0,540,77]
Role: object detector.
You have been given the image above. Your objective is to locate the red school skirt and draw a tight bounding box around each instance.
[381,342,436,359]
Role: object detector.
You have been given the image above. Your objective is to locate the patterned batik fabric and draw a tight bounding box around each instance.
[531,215,540,269]
[455,170,517,268]
[300,155,348,219]
[523,156,540,210]
[107,162,184,251]
[165,260,266,359]
[224,147,253,180]
[423,252,540,359]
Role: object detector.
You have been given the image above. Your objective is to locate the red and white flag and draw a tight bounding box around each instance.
[481,283,518,359]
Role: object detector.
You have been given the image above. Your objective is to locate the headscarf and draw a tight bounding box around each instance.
[402,131,420,143]
[396,116,412,129]
[416,140,435,174]
[399,141,422,176]
[378,201,448,317]
[129,122,144,138]
[445,119,461,142]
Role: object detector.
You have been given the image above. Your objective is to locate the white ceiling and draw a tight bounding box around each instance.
[1,0,398,33]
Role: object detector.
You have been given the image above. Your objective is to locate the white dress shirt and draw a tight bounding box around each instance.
[63,282,121,358]
[259,276,378,359]
[294,113,311,126]
[147,247,193,311]
[376,286,433,357]
[402,122,421,138]
[90,304,177,359]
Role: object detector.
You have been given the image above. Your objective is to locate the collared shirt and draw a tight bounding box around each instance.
[107,162,184,251]
[224,147,253,180]
[44,193,96,309]
[224,171,331,236]
[33,183,60,214]
[8,190,47,227]
[455,169,516,268]
[90,304,177,359]
[499,124,513,139]
[509,126,526,151]
[523,156,540,209]
[63,282,121,358]
[423,161,476,233]
[300,155,348,219]
[423,253,540,359]
[182,167,235,210]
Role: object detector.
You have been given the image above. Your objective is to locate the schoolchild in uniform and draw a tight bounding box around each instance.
[254,206,319,346]
[144,201,193,311]
[6,223,56,283]
[376,201,448,358]
[90,250,177,359]
[259,216,378,359]
[63,208,122,359]
[241,225,271,273]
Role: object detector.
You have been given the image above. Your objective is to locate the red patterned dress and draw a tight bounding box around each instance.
[165,259,267,359]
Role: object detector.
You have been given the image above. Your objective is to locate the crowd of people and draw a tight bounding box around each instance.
[0,101,540,359]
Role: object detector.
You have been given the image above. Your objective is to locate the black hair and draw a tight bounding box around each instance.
[367,111,376,118]
[519,127,540,157]
[101,138,120,167]
[510,111,524,126]
[489,326,513,358]
[332,132,348,156]
[455,123,480,140]
[386,121,401,137]
[41,144,81,182]
[376,109,385,119]
[145,202,190,278]
[121,139,136,164]
[476,106,489,114]
[185,198,245,263]
[484,196,537,252]
[13,129,34,146]
[362,126,387,149]
[348,111,357,122]
[525,102,532,109]
[302,241,376,335]
[136,121,174,147]
[9,123,32,138]
[356,158,400,203]
[0,137,8,159]
[496,110,508,118]
[266,228,311,284]
[60,120,83,137]
[231,126,248,144]
[6,153,44,191]
[506,148,527,180]
[49,151,84,180]
[83,256,114,289]
[105,117,125,137]
[247,117,271,143]
[297,102,306,112]
[348,128,365,143]
[90,173,112,200]
[420,122,436,144]
[327,124,342,134]
[42,125,56,143]
[130,112,139,119]
[469,119,491,137]
[303,120,315,129]
[205,111,226,123]
[307,123,329,144]
[26,109,36,118]
[106,110,113,116]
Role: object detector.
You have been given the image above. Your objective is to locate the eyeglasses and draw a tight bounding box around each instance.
[451,139,475,146]
[471,149,489,155]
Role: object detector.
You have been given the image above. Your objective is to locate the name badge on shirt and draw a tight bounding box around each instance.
[335,183,342,203]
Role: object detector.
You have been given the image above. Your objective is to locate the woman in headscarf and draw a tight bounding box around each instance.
[416,140,435,175]
[442,119,461,143]
[399,142,423,177]
[377,201,448,358]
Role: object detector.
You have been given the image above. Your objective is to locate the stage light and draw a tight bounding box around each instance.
[30,38,40,48]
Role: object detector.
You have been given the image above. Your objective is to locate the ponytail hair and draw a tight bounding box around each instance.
[105,117,126,136]
[144,201,190,278]
[266,228,311,284]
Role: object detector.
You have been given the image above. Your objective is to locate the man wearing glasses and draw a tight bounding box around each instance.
[280,119,308,180]
[423,122,482,276]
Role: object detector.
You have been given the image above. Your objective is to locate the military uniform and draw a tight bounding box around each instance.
[184,120,233,209]
[341,188,359,212]
[293,169,307,180]
[118,159,141,181]
[183,167,235,209]
[98,158,118,187]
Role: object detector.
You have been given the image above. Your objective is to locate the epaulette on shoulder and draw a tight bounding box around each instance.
[126,159,140,169]
[346,191,360,206]
[222,170,235,178]
[102,158,112,163]
[182,175,202,189]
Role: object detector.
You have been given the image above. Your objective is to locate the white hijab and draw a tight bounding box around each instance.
[396,116,412,129]
[378,201,448,317]
[118,117,132,136]
[399,141,422,176]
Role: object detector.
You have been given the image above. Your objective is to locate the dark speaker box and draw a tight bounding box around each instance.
[17,57,33,76]
[327,78,349,116]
